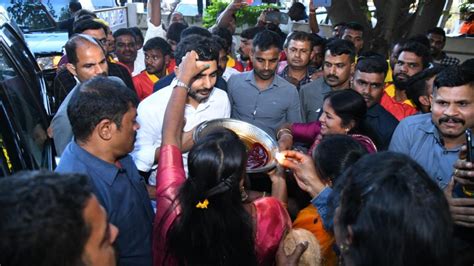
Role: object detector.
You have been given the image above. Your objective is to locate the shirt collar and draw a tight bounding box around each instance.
[281,66,316,83]
[70,141,120,186]
[245,70,280,90]
[366,103,381,118]
[418,115,459,150]
[318,77,332,95]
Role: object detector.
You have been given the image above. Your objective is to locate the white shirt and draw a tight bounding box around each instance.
[133,19,167,76]
[132,80,231,184]
[222,67,240,81]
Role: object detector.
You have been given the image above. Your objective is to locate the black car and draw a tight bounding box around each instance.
[0,15,55,176]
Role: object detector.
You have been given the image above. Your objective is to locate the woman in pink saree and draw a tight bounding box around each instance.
[153,51,290,266]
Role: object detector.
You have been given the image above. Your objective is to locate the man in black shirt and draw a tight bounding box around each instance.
[351,55,398,150]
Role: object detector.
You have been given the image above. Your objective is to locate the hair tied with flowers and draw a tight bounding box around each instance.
[196,199,209,209]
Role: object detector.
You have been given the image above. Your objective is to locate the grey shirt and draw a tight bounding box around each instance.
[227,71,302,139]
[51,82,78,156]
[389,113,461,189]
[299,77,332,122]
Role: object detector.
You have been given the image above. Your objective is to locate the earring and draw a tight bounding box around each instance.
[240,186,249,202]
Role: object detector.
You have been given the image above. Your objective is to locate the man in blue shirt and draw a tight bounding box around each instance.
[56,77,154,266]
[389,66,474,226]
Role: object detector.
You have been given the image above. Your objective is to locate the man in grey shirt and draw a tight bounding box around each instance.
[227,30,302,139]
[50,35,108,155]
[299,39,355,122]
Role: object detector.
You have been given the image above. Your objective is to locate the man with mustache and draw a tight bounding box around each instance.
[114,28,139,74]
[56,76,154,266]
[351,55,398,150]
[278,31,316,90]
[227,30,302,139]
[132,35,230,188]
[53,17,136,113]
[300,39,355,122]
[426,27,460,67]
[389,66,474,250]
[50,34,109,155]
[380,41,431,121]
[389,66,473,191]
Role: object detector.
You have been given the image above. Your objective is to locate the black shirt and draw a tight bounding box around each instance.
[364,103,399,150]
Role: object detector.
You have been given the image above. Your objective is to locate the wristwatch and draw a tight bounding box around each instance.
[174,79,191,93]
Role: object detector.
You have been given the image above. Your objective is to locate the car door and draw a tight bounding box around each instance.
[0,21,54,177]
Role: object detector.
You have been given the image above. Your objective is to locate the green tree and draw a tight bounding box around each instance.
[327,0,447,54]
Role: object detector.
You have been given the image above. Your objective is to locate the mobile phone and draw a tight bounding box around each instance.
[467,129,473,163]
[264,11,281,24]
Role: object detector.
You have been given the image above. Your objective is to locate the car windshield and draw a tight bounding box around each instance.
[0,0,71,32]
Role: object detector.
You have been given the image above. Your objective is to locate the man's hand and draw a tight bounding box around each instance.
[278,150,325,197]
[181,128,195,152]
[275,230,308,266]
[267,165,288,204]
[453,145,474,186]
[228,0,247,11]
[278,134,293,151]
[444,178,474,227]
[444,145,474,227]
[176,51,211,86]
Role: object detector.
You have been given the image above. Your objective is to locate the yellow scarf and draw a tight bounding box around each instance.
[146,72,159,83]
[385,83,415,107]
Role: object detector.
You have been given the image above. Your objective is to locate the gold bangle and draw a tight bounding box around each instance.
[277,128,292,140]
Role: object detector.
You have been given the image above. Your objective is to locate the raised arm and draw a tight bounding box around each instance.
[149,0,161,27]
[308,1,320,34]
[216,0,246,29]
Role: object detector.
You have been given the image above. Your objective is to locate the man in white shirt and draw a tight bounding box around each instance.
[132,35,231,186]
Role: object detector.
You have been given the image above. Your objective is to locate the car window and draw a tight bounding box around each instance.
[0,45,49,172]
[0,0,69,32]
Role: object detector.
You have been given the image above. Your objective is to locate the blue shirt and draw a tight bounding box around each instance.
[56,141,154,266]
[310,187,332,230]
[389,113,461,189]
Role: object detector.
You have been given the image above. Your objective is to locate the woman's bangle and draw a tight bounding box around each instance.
[277,128,292,140]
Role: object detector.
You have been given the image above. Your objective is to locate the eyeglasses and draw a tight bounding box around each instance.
[95,38,108,46]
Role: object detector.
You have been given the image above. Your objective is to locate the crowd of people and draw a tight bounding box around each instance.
[1,0,474,265]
